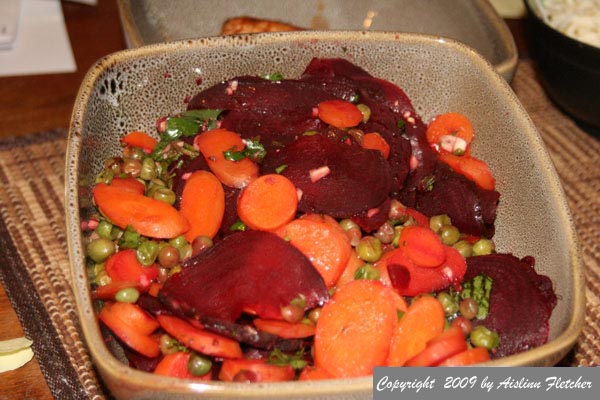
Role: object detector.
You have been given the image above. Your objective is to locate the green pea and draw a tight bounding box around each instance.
[356,236,383,262]
[470,325,500,350]
[453,240,473,258]
[429,214,451,233]
[472,238,495,256]
[169,235,189,249]
[136,240,160,266]
[152,187,176,205]
[187,353,212,377]
[158,245,180,268]
[159,334,179,355]
[191,235,213,256]
[115,287,140,303]
[95,270,111,287]
[96,220,120,240]
[290,295,307,309]
[339,219,359,232]
[123,146,145,160]
[439,225,460,245]
[354,263,380,280]
[308,307,322,323]
[356,104,371,123]
[392,225,404,248]
[140,157,157,181]
[122,158,142,178]
[437,291,459,316]
[87,238,116,263]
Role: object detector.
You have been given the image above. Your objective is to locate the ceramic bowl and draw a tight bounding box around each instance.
[65,31,584,399]
[525,0,600,128]
[116,0,517,82]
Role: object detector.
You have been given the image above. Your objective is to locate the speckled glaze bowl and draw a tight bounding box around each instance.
[65,31,584,399]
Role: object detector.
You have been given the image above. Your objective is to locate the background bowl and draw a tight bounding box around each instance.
[525,0,600,128]
[65,31,584,399]
[116,0,518,82]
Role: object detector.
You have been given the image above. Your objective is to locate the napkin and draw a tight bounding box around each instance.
[0,0,76,77]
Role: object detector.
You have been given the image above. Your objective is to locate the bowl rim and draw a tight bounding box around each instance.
[115,0,518,82]
[65,30,585,397]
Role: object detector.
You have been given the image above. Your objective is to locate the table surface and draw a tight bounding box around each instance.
[0,1,531,398]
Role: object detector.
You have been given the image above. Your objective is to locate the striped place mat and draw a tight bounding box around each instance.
[0,59,598,400]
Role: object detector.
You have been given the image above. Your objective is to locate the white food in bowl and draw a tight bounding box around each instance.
[536,0,600,47]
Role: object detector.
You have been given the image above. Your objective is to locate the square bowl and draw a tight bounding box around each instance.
[65,31,584,399]
[116,0,518,82]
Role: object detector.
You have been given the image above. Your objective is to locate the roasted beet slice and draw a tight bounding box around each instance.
[158,231,328,322]
[261,134,391,218]
[403,161,499,238]
[464,253,557,358]
[351,197,391,232]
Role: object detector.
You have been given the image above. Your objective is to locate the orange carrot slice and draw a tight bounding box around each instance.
[362,132,390,159]
[93,183,189,239]
[317,100,363,128]
[104,248,158,290]
[193,128,259,188]
[335,249,364,288]
[439,153,496,191]
[237,174,298,231]
[108,177,145,194]
[299,213,350,246]
[179,170,225,242]
[314,280,397,378]
[386,295,445,366]
[121,131,158,153]
[277,218,351,287]
[154,352,212,379]
[157,315,242,359]
[398,225,446,268]
[298,366,333,381]
[426,112,473,155]
[438,346,491,366]
[99,302,160,358]
[404,325,467,366]
[253,319,315,339]
[218,358,295,382]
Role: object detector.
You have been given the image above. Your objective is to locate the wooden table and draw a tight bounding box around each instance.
[0,2,530,398]
[0,1,125,398]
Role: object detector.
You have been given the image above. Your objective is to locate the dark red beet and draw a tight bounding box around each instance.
[351,197,391,232]
[261,134,391,218]
[158,231,328,322]
[464,253,557,358]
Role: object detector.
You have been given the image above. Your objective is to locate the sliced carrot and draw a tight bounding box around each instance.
[399,225,446,268]
[438,346,491,366]
[386,295,445,366]
[276,218,351,287]
[298,366,333,381]
[156,315,242,359]
[148,282,163,297]
[426,112,473,155]
[335,249,364,288]
[179,170,225,242]
[237,174,298,231]
[314,280,397,378]
[317,99,363,128]
[193,128,259,188]
[121,131,158,153]
[438,153,496,191]
[404,325,468,366]
[218,358,295,382]
[99,302,160,358]
[361,132,390,159]
[93,280,143,300]
[300,213,350,246]
[253,319,316,339]
[108,177,145,195]
[93,183,189,239]
[104,249,158,290]
[154,352,212,380]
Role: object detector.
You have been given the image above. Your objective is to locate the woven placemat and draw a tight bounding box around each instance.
[0,59,598,399]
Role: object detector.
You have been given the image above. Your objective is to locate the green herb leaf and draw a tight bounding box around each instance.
[261,72,284,81]
[397,119,405,129]
[275,164,288,174]
[460,273,493,319]
[223,147,246,161]
[267,348,308,370]
[229,220,247,232]
[243,139,267,162]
